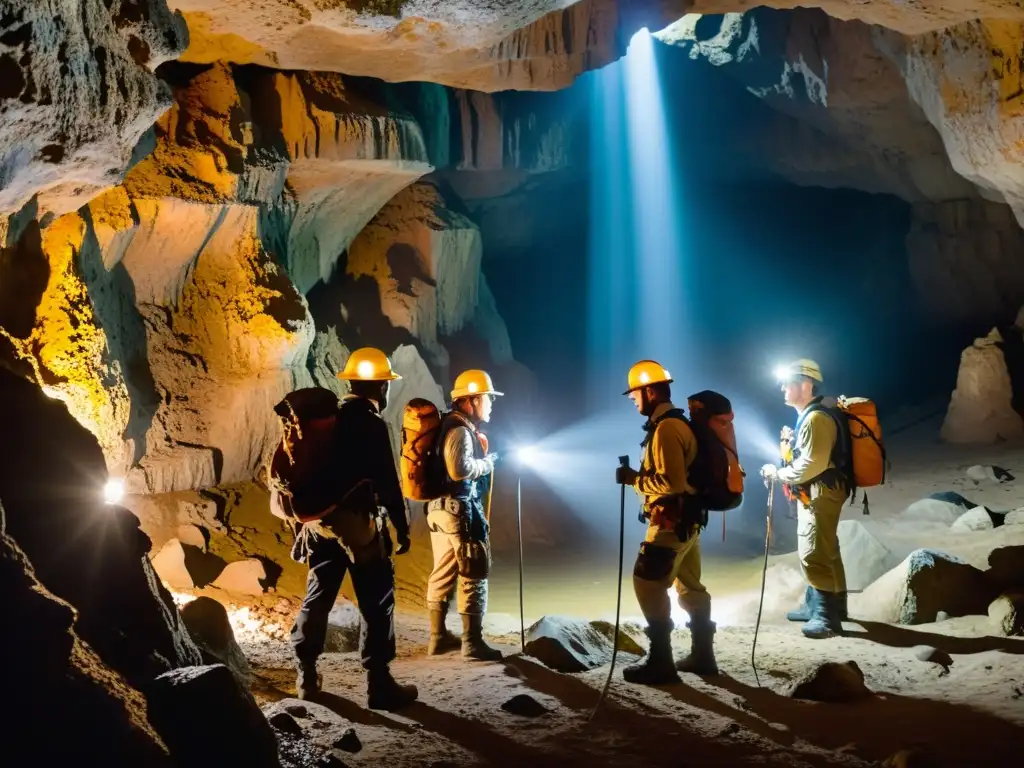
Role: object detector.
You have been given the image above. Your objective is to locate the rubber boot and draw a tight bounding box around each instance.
[801,588,842,639]
[838,591,849,621]
[426,602,461,656]
[461,613,503,661]
[675,619,719,676]
[623,620,680,685]
[786,586,813,622]
[366,666,418,711]
[295,660,321,701]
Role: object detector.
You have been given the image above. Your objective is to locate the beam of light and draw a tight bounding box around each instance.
[103,478,125,505]
[515,444,545,468]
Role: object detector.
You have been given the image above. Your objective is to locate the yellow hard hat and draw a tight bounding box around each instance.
[336,347,402,382]
[623,360,673,395]
[776,358,823,383]
[451,369,503,400]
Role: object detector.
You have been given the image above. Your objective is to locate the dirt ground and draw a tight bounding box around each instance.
[168,420,1024,766]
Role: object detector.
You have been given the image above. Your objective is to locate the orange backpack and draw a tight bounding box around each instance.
[686,390,745,511]
[836,396,886,489]
[400,398,445,501]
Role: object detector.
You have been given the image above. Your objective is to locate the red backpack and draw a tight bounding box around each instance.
[268,387,340,523]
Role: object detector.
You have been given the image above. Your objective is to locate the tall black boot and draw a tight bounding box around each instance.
[460,614,503,661]
[623,620,680,685]
[787,586,813,622]
[675,619,719,676]
[426,602,460,656]
[366,666,418,711]
[295,659,321,701]
[838,591,849,621]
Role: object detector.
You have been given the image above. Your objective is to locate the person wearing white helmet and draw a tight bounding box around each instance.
[760,359,848,639]
[290,347,417,710]
[615,360,718,684]
[424,369,504,661]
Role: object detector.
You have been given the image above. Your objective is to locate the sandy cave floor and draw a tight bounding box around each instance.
[206,420,1024,767]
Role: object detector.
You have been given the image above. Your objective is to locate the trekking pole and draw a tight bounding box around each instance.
[516,472,526,652]
[589,455,630,723]
[751,476,775,688]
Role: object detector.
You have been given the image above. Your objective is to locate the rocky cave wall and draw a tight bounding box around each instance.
[5,0,1024,615]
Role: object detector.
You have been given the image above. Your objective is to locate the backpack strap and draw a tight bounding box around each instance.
[794,400,855,501]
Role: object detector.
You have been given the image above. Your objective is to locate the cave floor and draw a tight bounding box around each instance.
[237,605,1024,768]
[231,424,1024,767]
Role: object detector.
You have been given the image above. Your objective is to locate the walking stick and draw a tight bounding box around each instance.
[751,476,775,687]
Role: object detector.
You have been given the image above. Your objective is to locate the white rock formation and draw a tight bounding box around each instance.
[941,329,1024,443]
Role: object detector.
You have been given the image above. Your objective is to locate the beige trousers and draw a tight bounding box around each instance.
[797,487,847,593]
[425,507,487,616]
[633,521,711,625]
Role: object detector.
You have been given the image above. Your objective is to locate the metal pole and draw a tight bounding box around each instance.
[589,455,630,722]
[517,473,525,652]
[751,476,775,688]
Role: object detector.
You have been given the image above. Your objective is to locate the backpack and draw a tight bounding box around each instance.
[399,398,445,501]
[685,390,745,512]
[267,387,340,523]
[800,395,886,512]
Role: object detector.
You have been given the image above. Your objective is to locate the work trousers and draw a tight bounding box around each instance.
[290,532,396,670]
[797,485,847,593]
[425,498,488,616]
[633,520,711,625]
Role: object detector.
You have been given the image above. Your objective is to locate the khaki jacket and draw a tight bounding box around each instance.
[632,401,698,517]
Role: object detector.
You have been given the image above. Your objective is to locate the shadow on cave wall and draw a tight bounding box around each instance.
[77,205,161,466]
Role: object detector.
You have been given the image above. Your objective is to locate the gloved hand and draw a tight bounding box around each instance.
[759,463,778,488]
[488,452,501,467]
[396,532,411,555]
[615,465,639,486]
[780,426,794,442]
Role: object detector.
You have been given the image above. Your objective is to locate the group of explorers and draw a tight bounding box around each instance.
[268,348,885,711]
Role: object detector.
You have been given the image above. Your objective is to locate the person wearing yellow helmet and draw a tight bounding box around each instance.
[290,347,417,710]
[424,369,504,661]
[760,359,848,639]
[614,360,718,684]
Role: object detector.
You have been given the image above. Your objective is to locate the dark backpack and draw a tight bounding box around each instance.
[268,387,340,523]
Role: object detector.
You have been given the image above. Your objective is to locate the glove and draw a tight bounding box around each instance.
[396,533,411,555]
[615,465,639,486]
[759,463,778,488]
[780,426,794,442]
[488,452,501,467]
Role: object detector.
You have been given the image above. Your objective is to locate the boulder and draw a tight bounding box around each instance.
[987,545,1024,592]
[263,699,359,755]
[324,600,362,654]
[859,549,996,624]
[1004,508,1024,526]
[179,596,253,686]
[988,593,1024,637]
[901,499,963,526]
[147,664,280,768]
[911,645,953,670]
[0,369,203,689]
[212,559,267,596]
[788,661,872,703]
[151,538,228,590]
[837,519,900,590]
[177,524,208,551]
[0,499,172,766]
[941,330,1024,444]
[950,506,996,533]
[524,616,644,673]
[965,465,1015,483]
[501,694,550,718]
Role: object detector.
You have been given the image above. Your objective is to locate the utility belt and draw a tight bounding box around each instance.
[782,467,846,508]
[640,493,708,542]
[427,496,490,579]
